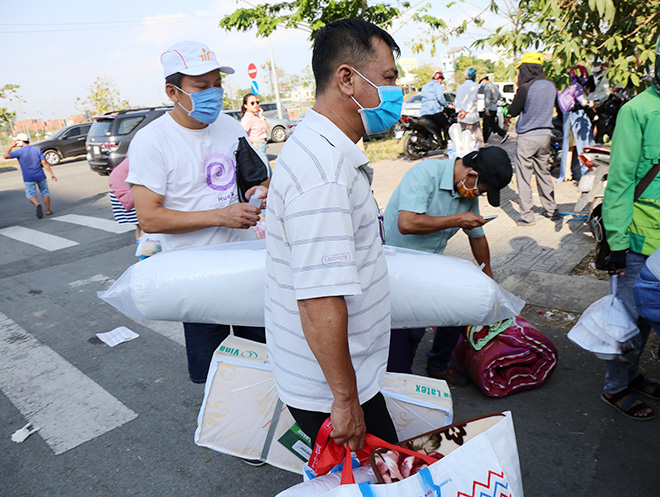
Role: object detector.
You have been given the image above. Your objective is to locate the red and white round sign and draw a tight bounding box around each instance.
[247,63,257,79]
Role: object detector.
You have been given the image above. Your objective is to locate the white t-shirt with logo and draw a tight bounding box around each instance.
[126,112,256,252]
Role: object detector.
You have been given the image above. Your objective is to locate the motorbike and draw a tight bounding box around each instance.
[497,97,512,132]
[550,115,563,168]
[574,145,611,218]
[593,90,627,143]
[396,107,457,160]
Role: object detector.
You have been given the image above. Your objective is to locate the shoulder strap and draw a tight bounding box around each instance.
[634,160,660,201]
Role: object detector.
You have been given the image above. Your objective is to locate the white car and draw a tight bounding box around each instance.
[222,110,293,143]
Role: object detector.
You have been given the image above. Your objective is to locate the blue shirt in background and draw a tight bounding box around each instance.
[383,158,484,254]
[420,80,449,115]
[9,145,47,182]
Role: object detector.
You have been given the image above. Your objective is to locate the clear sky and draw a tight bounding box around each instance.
[0,0,504,121]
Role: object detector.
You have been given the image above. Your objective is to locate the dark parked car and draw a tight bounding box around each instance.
[87,107,171,175]
[33,122,92,165]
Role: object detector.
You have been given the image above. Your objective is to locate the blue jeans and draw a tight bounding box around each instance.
[634,266,660,338]
[182,323,266,383]
[603,252,652,394]
[558,110,592,182]
[387,328,426,373]
[427,326,463,372]
[24,179,49,198]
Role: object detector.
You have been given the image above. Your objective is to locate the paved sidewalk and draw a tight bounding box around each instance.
[370,135,607,311]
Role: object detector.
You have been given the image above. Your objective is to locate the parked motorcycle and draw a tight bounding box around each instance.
[396,107,457,160]
[574,145,611,216]
[550,115,563,168]
[594,90,627,143]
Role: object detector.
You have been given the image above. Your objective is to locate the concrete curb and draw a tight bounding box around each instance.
[494,265,609,314]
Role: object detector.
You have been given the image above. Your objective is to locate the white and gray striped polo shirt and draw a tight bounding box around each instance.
[265,109,391,412]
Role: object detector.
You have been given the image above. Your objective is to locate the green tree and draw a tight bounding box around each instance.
[408,63,435,90]
[452,55,495,88]
[77,75,130,116]
[468,0,659,88]
[218,1,447,48]
[0,84,20,129]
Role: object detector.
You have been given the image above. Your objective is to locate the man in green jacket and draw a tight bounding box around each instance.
[600,38,660,420]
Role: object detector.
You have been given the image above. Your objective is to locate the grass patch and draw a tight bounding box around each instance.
[0,158,19,168]
[363,136,404,163]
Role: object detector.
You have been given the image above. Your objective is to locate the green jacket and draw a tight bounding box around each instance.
[603,87,660,255]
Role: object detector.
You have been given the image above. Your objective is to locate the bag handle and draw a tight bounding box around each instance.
[310,417,438,482]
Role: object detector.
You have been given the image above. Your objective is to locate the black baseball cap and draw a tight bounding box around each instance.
[462,146,513,207]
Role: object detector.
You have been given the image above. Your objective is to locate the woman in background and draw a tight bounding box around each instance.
[240,93,270,175]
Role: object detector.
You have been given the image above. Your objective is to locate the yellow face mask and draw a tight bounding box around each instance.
[456,173,480,198]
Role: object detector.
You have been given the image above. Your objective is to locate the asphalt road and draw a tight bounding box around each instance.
[2,150,660,496]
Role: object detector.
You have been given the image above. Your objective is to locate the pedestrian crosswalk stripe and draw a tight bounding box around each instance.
[52,214,135,234]
[0,226,79,251]
[0,313,138,455]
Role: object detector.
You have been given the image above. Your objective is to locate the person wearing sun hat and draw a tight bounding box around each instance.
[508,52,559,226]
[384,146,512,384]
[125,41,269,386]
[4,132,57,218]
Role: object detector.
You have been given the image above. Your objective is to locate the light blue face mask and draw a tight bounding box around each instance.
[350,67,403,135]
[174,85,224,124]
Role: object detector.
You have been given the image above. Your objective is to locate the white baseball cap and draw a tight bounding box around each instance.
[161,41,235,78]
[13,133,29,142]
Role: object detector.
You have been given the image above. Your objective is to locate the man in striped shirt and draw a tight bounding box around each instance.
[265,19,402,450]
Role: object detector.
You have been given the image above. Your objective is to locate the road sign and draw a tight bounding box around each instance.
[248,63,258,79]
[251,80,259,96]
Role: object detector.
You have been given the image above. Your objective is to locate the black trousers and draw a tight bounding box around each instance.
[287,392,398,445]
[483,111,506,142]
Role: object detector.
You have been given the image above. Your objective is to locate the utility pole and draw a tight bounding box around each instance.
[267,36,283,119]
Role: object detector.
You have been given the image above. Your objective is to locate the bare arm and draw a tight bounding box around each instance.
[41,160,57,181]
[469,235,493,278]
[4,141,16,160]
[297,296,366,451]
[397,210,486,235]
[131,184,260,234]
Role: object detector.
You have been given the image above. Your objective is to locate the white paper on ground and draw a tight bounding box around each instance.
[96,326,139,347]
[11,423,40,443]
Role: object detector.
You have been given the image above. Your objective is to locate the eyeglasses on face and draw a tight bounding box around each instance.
[249,101,260,105]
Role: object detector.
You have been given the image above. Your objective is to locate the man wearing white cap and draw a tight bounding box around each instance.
[4,132,57,218]
[126,41,268,385]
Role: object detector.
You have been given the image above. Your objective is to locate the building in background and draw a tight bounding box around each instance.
[442,46,471,82]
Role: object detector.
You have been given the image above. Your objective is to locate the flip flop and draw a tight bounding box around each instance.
[629,375,660,400]
[601,388,655,421]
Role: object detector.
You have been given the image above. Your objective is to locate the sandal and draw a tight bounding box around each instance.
[629,374,660,400]
[601,388,655,421]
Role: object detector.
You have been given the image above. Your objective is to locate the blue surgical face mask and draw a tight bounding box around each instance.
[350,67,403,135]
[174,85,224,124]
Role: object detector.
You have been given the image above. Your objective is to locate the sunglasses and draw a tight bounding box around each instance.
[249,101,260,105]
